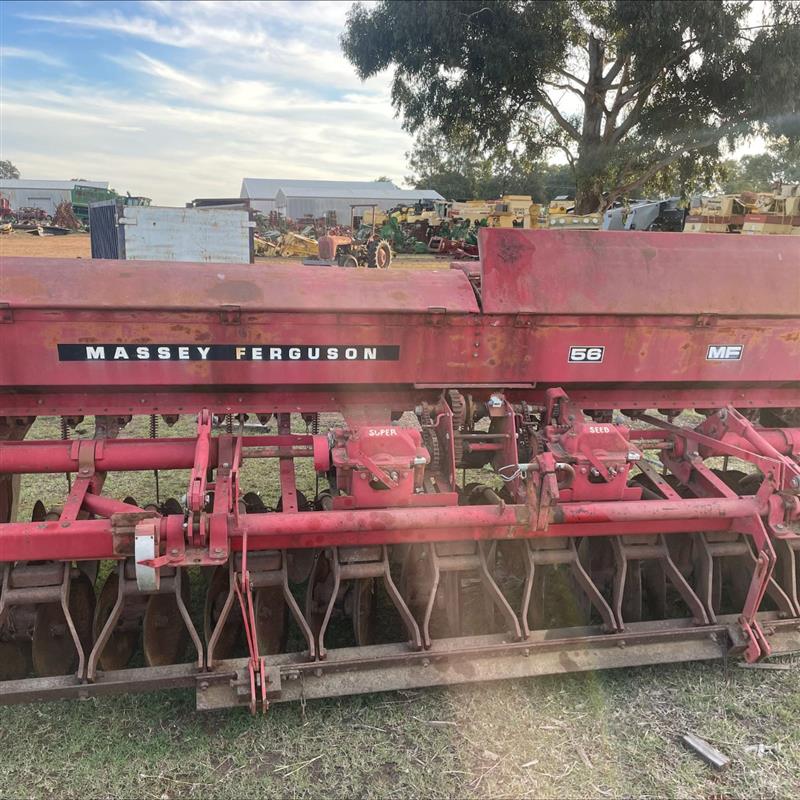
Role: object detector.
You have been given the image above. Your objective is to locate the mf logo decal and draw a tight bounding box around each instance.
[706,345,743,361]
[568,346,605,363]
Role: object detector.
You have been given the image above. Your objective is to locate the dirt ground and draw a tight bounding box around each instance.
[0,230,444,270]
[0,230,93,258]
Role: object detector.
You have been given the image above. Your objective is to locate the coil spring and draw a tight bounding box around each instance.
[60,417,71,491]
[150,414,160,507]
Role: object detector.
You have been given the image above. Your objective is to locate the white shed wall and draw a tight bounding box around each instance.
[279,196,428,222]
[120,206,253,263]
[0,187,71,215]
[248,199,277,215]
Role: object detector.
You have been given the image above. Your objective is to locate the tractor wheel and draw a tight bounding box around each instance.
[367,239,392,269]
[341,254,359,268]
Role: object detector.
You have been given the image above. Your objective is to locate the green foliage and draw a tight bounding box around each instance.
[0,160,20,179]
[407,125,574,201]
[342,1,800,212]
[721,140,800,192]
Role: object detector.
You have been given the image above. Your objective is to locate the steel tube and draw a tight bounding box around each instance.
[0,500,754,563]
[82,493,144,517]
[0,435,314,474]
[553,496,760,524]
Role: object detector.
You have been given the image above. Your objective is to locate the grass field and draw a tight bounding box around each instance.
[1,243,798,798]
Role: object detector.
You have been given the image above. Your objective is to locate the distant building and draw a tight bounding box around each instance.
[239,178,444,222]
[0,179,109,216]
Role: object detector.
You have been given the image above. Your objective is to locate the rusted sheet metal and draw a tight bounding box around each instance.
[478,228,800,315]
[2,305,799,396]
[0,257,479,314]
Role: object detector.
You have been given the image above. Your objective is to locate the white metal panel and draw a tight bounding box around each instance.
[0,187,71,215]
[249,198,276,214]
[120,206,253,264]
[241,177,398,200]
[279,194,445,223]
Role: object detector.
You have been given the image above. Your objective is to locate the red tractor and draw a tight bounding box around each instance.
[316,204,392,268]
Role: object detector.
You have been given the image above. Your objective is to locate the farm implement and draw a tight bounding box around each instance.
[0,228,799,712]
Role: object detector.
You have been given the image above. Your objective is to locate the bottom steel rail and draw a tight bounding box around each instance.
[1,614,797,710]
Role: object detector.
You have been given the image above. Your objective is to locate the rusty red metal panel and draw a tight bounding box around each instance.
[0,256,480,314]
[478,228,800,315]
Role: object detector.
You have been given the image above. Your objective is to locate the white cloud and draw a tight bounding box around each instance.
[0,46,64,67]
[2,81,410,204]
[5,1,412,203]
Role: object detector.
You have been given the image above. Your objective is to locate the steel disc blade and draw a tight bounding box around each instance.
[92,571,139,670]
[242,492,266,513]
[32,573,95,677]
[31,500,47,522]
[287,549,315,583]
[254,585,287,654]
[143,573,190,667]
[437,572,462,638]
[161,497,182,515]
[0,474,17,524]
[77,560,99,585]
[351,578,377,646]
[0,640,31,680]
[399,544,429,612]
[204,566,242,659]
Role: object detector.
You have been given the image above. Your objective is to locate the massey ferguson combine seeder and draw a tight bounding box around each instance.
[0,229,799,712]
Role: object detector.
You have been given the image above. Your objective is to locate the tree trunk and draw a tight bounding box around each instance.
[574,146,605,214]
[574,35,607,215]
[574,175,604,215]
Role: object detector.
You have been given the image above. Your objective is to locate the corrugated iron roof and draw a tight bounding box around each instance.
[0,179,109,190]
[241,178,398,199]
[275,186,444,201]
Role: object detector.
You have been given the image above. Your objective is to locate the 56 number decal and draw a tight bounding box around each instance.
[568,346,605,363]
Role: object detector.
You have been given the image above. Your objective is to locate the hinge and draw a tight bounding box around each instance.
[0,303,12,323]
[426,306,446,326]
[513,314,533,328]
[695,314,717,327]
[219,304,241,324]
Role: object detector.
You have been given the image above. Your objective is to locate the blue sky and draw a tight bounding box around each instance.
[0,0,410,204]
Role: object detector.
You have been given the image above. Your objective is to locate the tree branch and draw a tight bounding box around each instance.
[543,80,585,99]
[607,88,651,145]
[553,66,587,88]
[606,145,706,204]
[537,93,582,141]
[601,52,627,89]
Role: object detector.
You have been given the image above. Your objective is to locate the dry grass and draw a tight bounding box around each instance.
[2,415,799,798]
[0,230,447,270]
[0,231,92,259]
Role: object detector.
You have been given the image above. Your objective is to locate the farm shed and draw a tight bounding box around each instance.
[239,178,444,221]
[0,178,109,216]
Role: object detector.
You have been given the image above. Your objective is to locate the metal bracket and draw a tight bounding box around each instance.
[219,305,241,324]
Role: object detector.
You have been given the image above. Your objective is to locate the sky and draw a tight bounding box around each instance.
[1,1,769,207]
[0,0,411,204]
